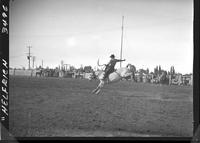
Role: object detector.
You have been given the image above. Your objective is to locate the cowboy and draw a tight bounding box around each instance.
[102,54,126,80]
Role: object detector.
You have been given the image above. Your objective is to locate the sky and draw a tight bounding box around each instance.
[9,0,193,74]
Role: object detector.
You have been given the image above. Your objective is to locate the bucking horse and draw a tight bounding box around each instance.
[92,60,135,94]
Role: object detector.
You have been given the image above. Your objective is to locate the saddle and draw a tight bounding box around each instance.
[103,66,115,79]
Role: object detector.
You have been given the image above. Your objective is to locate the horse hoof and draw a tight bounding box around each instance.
[91,90,96,94]
[95,90,100,95]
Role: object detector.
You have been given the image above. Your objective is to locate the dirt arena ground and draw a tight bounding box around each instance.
[9,76,193,137]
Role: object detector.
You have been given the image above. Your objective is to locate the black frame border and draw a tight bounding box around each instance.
[0,0,199,142]
[0,0,9,141]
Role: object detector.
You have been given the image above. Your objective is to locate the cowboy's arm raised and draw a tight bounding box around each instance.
[116,59,126,62]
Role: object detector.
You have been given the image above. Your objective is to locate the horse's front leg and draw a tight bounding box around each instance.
[92,81,101,93]
[92,85,99,94]
[92,80,105,94]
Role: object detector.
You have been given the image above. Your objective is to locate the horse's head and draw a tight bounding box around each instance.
[126,64,136,73]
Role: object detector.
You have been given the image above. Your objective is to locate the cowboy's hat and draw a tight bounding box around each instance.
[110,54,115,58]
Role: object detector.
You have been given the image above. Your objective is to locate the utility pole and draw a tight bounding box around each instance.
[27,46,32,70]
[120,16,124,68]
[32,56,35,69]
[42,60,43,68]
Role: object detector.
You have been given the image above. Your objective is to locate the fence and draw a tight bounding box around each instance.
[9,69,36,76]
[9,69,90,79]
